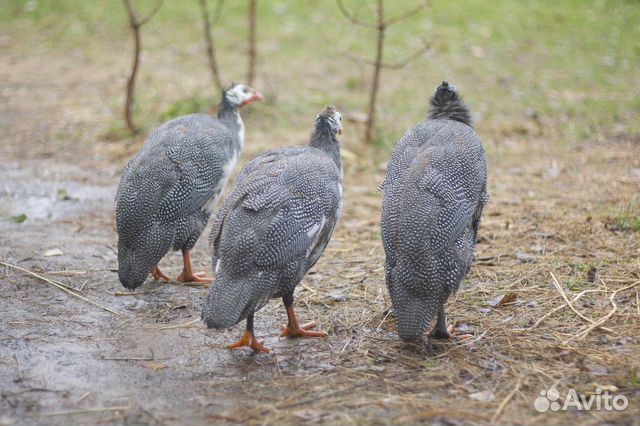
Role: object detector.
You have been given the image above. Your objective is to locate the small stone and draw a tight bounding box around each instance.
[327,291,347,303]
[468,389,494,402]
[515,252,534,263]
[44,248,64,257]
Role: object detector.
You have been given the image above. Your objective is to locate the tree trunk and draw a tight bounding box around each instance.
[200,0,223,91]
[125,22,141,134]
[247,0,257,85]
[364,0,385,145]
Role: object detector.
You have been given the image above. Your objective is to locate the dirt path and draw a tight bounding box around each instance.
[1,33,639,426]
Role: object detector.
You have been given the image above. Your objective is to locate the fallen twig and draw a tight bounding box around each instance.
[527,288,607,330]
[39,406,130,416]
[570,280,640,343]
[154,318,200,330]
[549,272,613,333]
[0,261,123,317]
[491,377,522,423]
[112,291,146,296]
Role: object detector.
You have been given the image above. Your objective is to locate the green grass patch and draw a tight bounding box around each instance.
[160,96,213,122]
[3,0,639,146]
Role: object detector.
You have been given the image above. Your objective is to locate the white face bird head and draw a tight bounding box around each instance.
[316,106,343,135]
[224,83,264,108]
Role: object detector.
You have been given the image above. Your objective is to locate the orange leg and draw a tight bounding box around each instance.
[229,314,271,353]
[151,266,170,282]
[176,249,213,284]
[280,294,327,338]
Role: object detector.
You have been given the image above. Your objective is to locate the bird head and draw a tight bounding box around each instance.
[224,83,264,108]
[433,80,459,103]
[315,106,343,135]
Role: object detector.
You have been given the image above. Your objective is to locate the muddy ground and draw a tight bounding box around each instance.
[1,29,639,426]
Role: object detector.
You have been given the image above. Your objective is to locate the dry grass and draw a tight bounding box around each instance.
[228,132,640,425]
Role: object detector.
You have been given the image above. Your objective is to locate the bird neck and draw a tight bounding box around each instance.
[427,93,472,126]
[309,128,342,172]
[218,100,245,151]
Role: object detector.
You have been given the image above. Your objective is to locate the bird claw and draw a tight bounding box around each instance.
[429,324,455,340]
[176,270,213,284]
[151,267,171,282]
[229,331,271,353]
[280,321,327,338]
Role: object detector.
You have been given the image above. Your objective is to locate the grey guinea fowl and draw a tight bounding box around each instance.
[381,81,488,342]
[115,83,263,290]
[202,107,344,352]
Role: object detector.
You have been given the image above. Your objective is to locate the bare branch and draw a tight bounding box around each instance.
[199,0,224,91]
[336,0,378,29]
[364,0,385,145]
[122,0,139,26]
[123,0,163,27]
[339,43,430,69]
[379,42,431,69]
[121,0,163,134]
[337,0,430,144]
[138,0,164,26]
[339,49,378,66]
[211,0,224,25]
[384,0,428,26]
[247,0,257,85]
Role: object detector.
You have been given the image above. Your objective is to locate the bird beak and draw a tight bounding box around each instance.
[338,127,343,135]
[242,89,264,106]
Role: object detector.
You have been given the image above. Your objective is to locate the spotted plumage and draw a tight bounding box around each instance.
[381,81,488,341]
[116,84,262,290]
[202,107,343,352]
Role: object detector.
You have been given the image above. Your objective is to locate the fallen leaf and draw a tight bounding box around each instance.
[594,384,618,392]
[57,188,75,201]
[468,390,495,402]
[143,362,167,371]
[455,323,473,333]
[10,214,27,224]
[490,293,518,307]
[293,409,326,422]
[616,336,632,346]
[44,248,64,257]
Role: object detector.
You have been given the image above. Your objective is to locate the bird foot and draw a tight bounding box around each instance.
[229,330,271,353]
[429,324,455,340]
[176,270,213,284]
[280,321,328,338]
[151,267,170,282]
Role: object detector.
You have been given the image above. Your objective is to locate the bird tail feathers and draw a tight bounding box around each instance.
[201,272,273,329]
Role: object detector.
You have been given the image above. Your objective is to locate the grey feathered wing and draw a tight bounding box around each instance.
[383,142,484,340]
[116,120,232,288]
[204,149,341,329]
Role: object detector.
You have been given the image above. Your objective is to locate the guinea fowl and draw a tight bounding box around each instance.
[380,81,488,342]
[202,107,344,352]
[116,83,263,290]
